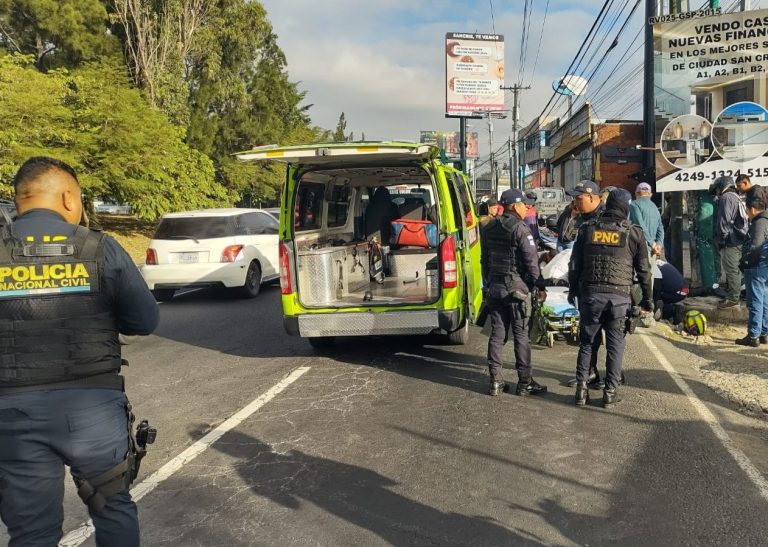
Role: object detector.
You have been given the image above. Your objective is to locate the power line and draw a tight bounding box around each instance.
[488,0,497,35]
[535,0,615,127]
[526,0,551,87]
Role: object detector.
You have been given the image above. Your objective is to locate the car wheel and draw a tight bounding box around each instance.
[153,288,175,302]
[308,336,336,349]
[239,261,262,298]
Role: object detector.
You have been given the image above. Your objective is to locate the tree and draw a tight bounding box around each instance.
[183,0,312,201]
[0,0,118,69]
[0,55,232,219]
[333,112,347,142]
[108,0,208,125]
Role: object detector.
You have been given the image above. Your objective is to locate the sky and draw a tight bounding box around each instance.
[260,0,647,164]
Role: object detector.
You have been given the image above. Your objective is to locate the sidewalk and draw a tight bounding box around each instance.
[656,318,768,420]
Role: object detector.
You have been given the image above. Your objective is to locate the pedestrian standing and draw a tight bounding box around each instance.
[482,189,548,397]
[524,191,541,243]
[736,173,754,197]
[629,182,664,261]
[568,189,652,407]
[0,157,159,546]
[737,186,768,347]
[478,196,501,228]
[713,176,749,309]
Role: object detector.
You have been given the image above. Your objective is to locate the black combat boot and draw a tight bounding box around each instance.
[602,387,621,407]
[567,370,598,387]
[575,381,589,406]
[488,374,506,396]
[587,373,604,390]
[514,378,547,396]
[761,335,768,345]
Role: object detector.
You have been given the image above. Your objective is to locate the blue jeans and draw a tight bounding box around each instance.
[0,389,138,547]
[745,265,768,338]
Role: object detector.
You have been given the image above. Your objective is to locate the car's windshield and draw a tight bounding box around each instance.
[154,217,232,240]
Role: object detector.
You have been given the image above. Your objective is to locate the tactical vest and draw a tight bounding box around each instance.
[0,225,122,391]
[483,214,522,280]
[580,218,634,295]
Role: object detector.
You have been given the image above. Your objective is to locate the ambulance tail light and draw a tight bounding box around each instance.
[279,243,293,295]
[441,235,457,288]
[146,248,158,265]
[221,245,244,263]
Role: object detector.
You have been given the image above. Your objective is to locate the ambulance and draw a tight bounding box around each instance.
[236,142,482,348]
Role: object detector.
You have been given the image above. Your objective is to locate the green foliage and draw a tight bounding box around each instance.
[0,0,119,69]
[332,112,348,142]
[0,55,232,219]
[182,0,312,201]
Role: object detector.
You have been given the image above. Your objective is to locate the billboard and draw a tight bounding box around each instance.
[420,130,479,158]
[445,33,504,118]
[653,7,768,191]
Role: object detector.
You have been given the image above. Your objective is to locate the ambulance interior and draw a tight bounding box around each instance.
[290,166,441,308]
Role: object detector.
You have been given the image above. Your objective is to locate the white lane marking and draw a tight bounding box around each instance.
[59,366,311,547]
[640,334,768,503]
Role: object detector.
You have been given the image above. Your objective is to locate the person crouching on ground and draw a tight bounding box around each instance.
[737,186,768,347]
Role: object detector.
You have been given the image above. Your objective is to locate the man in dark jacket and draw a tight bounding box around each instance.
[0,157,159,546]
[568,188,652,407]
[714,176,748,308]
[737,186,768,347]
[482,188,548,397]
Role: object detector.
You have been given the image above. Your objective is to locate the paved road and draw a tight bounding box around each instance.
[4,284,768,546]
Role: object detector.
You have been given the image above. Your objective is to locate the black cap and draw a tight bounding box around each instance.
[747,185,766,209]
[566,180,600,197]
[606,188,632,208]
[499,188,535,206]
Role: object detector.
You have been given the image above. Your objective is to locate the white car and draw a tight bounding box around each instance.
[141,208,279,301]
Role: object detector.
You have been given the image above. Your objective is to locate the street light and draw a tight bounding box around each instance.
[473,110,510,197]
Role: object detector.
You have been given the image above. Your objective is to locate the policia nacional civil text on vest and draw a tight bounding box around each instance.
[568,188,652,408]
[0,157,159,547]
[481,188,548,397]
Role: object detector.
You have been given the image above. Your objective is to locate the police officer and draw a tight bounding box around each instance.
[0,157,159,546]
[482,188,548,397]
[561,181,605,388]
[556,180,605,251]
[568,188,652,407]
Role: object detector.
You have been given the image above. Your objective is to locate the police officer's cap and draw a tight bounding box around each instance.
[565,180,600,197]
[499,188,535,206]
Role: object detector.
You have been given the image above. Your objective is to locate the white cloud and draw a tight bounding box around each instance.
[261,1,643,155]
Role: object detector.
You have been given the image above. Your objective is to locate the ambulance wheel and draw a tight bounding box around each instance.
[447,314,470,345]
[153,289,175,302]
[308,336,336,349]
[239,261,262,298]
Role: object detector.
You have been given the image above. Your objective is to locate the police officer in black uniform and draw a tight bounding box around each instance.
[568,188,652,407]
[0,157,159,546]
[482,188,548,397]
[561,181,606,389]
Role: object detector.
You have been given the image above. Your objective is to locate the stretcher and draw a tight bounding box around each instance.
[530,286,580,347]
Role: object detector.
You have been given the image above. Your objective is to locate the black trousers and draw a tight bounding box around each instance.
[576,293,630,390]
[486,282,532,381]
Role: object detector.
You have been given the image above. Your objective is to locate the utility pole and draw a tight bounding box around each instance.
[502,84,531,190]
[643,0,656,192]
